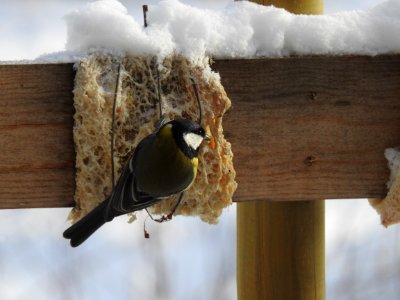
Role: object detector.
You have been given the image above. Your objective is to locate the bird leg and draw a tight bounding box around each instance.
[166,192,184,219]
[146,192,184,223]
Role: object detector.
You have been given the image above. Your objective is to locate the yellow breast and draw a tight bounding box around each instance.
[135,125,199,197]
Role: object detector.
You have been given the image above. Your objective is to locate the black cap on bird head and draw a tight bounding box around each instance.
[165,119,207,158]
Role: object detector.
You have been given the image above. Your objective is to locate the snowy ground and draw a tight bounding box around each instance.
[1,1,399,299]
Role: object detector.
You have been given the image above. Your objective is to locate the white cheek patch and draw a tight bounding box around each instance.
[183,133,204,150]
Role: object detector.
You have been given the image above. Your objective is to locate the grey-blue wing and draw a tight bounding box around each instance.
[105,134,161,220]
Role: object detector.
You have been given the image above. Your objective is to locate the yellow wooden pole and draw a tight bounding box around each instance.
[250,0,323,15]
[237,201,325,299]
[236,1,325,300]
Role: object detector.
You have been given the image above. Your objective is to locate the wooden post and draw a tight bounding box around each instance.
[250,0,323,15]
[236,1,325,299]
[237,201,325,299]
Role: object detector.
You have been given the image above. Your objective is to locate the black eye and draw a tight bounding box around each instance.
[195,128,205,136]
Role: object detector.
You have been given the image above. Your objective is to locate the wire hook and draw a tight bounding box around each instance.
[111,62,122,189]
[190,76,203,125]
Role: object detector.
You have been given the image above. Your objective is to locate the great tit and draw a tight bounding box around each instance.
[63,119,208,247]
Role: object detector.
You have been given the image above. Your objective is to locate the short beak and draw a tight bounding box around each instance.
[204,134,211,141]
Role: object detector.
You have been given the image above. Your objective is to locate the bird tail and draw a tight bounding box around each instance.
[63,199,111,247]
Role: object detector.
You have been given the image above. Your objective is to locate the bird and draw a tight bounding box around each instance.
[63,119,209,247]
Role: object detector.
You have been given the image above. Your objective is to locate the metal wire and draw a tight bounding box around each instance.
[156,66,163,119]
[111,63,122,189]
[190,77,203,125]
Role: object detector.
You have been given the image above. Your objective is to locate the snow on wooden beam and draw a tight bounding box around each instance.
[0,55,399,208]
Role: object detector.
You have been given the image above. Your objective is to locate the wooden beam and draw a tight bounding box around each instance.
[214,55,400,201]
[0,55,400,208]
[0,64,75,208]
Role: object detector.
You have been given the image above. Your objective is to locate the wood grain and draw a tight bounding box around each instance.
[0,56,400,207]
[213,55,400,201]
[0,64,75,208]
[237,200,325,300]
[244,0,323,14]
[235,2,325,300]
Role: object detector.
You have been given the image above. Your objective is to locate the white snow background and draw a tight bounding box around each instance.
[0,1,399,299]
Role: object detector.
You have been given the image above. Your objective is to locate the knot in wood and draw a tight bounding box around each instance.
[304,155,317,166]
[309,92,318,101]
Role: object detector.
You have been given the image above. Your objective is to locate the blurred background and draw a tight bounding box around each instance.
[1,1,399,299]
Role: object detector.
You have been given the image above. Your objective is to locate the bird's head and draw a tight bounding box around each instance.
[160,119,209,158]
